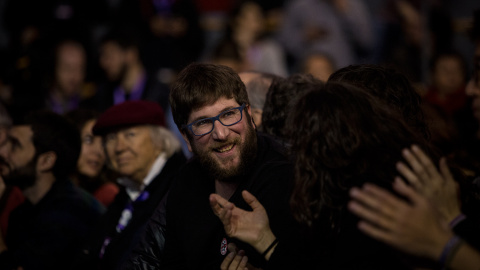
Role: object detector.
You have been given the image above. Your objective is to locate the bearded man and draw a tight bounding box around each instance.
[0,111,104,270]
[126,63,295,269]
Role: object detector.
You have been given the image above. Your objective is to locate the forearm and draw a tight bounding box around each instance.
[444,240,480,270]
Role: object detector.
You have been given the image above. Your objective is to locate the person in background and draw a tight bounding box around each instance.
[238,71,279,130]
[424,51,468,116]
[0,103,24,243]
[261,73,323,144]
[0,110,104,270]
[328,64,430,141]
[301,51,337,82]
[277,0,374,72]
[66,108,119,208]
[89,27,191,158]
[225,1,288,77]
[46,39,90,115]
[76,100,186,270]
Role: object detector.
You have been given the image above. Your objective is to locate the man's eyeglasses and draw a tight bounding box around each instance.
[183,104,246,136]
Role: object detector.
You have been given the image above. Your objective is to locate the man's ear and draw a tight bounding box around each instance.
[37,151,57,172]
[181,131,192,153]
[246,104,255,128]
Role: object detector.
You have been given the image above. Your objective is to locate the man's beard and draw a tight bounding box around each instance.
[192,119,258,182]
[2,158,37,191]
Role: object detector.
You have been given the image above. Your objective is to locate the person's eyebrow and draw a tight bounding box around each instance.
[190,106,237,123]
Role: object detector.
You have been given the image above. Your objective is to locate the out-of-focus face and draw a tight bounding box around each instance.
[55,43,86,97]
[77,119,106,178]
[1,126,37,190]
[99,42,128,82]
[466,44,480,122]
[235,1,265,37]
[104,125,161,183]
[432,56,464,95]
[182,97,257,181]
[304,55,335,82]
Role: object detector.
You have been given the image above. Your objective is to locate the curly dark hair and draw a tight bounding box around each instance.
[261,73,323,139]
[287,82,432,230]
[328,64,430,140]
[24,110,81,180]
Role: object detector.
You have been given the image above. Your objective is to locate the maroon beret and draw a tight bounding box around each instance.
[92,100,166,136]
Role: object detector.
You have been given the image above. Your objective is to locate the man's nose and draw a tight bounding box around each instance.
[466,79,480,97]
[210,120,230,141]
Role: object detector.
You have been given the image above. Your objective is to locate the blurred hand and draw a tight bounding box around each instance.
[348,179,452,260]
[396,145,461,223]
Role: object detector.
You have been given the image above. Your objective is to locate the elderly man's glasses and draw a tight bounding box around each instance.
[183,104,246,136]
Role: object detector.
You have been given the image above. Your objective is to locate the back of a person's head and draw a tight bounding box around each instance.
[328,64,429,140]
[261,73,323,138]
[287,81,431,227]
[170,63,249,130]
[21,110,81,180]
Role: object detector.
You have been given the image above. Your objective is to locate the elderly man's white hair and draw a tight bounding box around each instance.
[149,125,182,158]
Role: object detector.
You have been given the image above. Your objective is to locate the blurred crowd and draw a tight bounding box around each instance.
[1,0,480,269]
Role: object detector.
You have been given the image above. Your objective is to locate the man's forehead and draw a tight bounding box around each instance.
[189,98,240,120]
[10,125,33,140]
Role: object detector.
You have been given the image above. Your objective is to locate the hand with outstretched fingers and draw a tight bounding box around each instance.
[209,190,277,259]
[348,178,452,260]
[396,145,461,223]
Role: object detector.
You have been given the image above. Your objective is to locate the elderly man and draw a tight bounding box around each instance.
[128,63,295,269]
[76,100,186,270]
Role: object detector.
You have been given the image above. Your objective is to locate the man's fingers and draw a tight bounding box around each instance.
[220,251,248,270]
[396,162,422,190]
[357,220,396,246]
[349,185,401,224]
[210,194,234,215]
[392,177,422,205]
[411,145,441,180]
[221,252,236,270]
[401,148,430,185]
[439,158,455,184]
[241,190,264,212]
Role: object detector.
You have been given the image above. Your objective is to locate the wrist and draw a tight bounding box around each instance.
[254,229,276,255]
[429,230,454,260]
[448,213,466,228]
[438,235,464,268]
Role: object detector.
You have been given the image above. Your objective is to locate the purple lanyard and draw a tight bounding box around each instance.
[99,190,150,258]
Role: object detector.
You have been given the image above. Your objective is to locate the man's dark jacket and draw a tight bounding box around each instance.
[127,133,295,269]
[75,151,186,270]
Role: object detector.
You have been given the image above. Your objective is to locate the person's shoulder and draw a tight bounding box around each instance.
[50,180,105,216]
[256,132,292,164]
